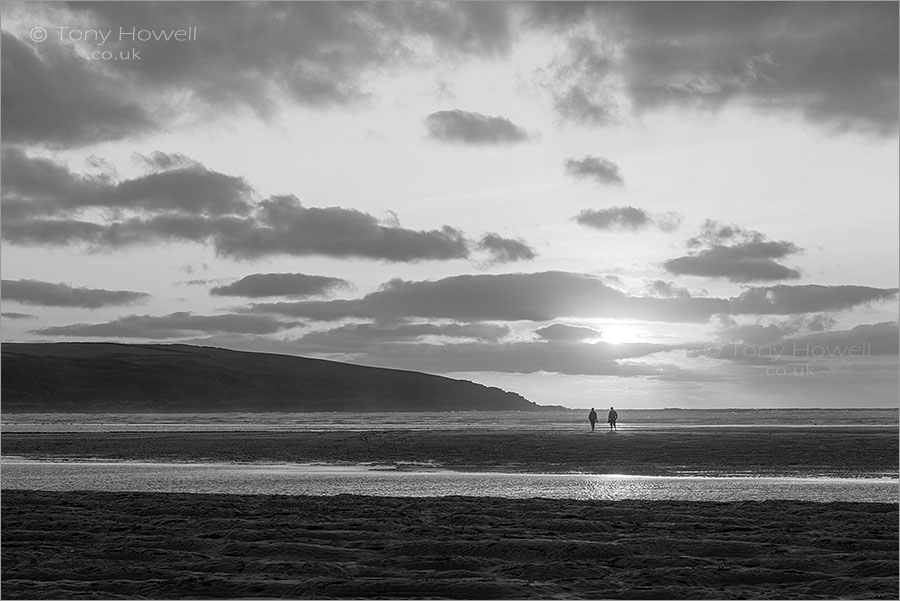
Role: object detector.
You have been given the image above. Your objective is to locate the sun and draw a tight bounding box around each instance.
[602,323,640,345]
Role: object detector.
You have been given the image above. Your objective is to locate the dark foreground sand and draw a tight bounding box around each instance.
[3,428,898,599]
[3,426,898,476]
[2,490,897,600]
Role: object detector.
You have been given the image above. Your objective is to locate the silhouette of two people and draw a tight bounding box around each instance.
[589,406,618,431]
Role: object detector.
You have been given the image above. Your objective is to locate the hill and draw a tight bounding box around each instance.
[0,343,539,413]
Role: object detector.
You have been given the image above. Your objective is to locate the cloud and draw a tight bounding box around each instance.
[2,153,472,262]
[300,322,512,345]
[577,206,648,229]
[729,285,899,315]
[1,279,151,309]
[71,3,515,112]
[665,245,802,282]
[535,37,621,126]
[0,31,155,147]
[664,220,802,282]
[292,335,687,377]
[209,196,470,261]
[2,2,519,146]
[247,271,727,323]
[717,314,838,345]
[33,312,299,339]
[477,233,537,263]
[646,280,693,298]
[534,323,601,342]
[210,273,351,298]
[1,312,37,320]
[528,2,899,135]
[784,322,899,356]
[1,147,254,217]
[563,155,624,186]
[246,299,371,322]
[575,207,681,232]
[132,151,201,171]
[701,322,899,369]
[247,272,899,325]
[424,110,531,145]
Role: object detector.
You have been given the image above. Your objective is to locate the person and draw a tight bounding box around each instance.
[607,406,618,431]
[588,408,598,432]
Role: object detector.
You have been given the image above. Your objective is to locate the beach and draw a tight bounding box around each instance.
[2,490,897,599]
[2,426,898,599]
[3,426,898,476]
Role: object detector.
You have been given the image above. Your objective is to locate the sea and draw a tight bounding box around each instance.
[2,409,897,503]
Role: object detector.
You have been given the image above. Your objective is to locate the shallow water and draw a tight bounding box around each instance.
[2,459,897,503]
[2,408,896,433]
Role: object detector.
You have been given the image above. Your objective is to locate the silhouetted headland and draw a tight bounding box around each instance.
[1,343,541,413]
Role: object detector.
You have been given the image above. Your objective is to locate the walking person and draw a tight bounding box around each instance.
[588,407,598,432]
[607,406,618,431]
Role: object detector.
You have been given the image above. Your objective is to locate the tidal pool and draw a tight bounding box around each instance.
[2,459,896,503]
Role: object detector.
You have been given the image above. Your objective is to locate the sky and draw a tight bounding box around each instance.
[1,1,898,409]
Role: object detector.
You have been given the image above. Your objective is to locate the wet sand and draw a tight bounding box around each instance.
[3,426,897,476]
[2,427,897,599]
[2,490,897,600]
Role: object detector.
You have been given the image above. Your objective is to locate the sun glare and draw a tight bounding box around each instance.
[602,324,640,345]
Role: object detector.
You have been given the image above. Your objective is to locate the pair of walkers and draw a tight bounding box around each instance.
[588,407,617,431]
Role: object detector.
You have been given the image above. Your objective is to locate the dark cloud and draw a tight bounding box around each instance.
[576,206,648,230]
[575,207,682,233]
[210,273,351,298]
[69,2,515,113]
[5,203,471,262]
[1,279,150,309]
[425,110,531,145]
[665,220,802,282]
[528,2,899,135]
[1,312,37,320]
[2,153,472,262]
[564,155,624,186]
[784,322,899,356]
[378,1,514,58]
[717,314,838,345]
[33,312,299,339]
[0,32,154,147]
[665,245,802,282]
[477,233,537,263]
[702,322,898,368]
[1,147,254,217]
[3,2,519,146]
[248,271,727,323]
[729,285,899,316]
[209,196,470,261]
[534,323,601,342]
[247,272,899,325]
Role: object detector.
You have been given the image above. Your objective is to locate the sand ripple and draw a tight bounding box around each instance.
[2,491,897,599]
